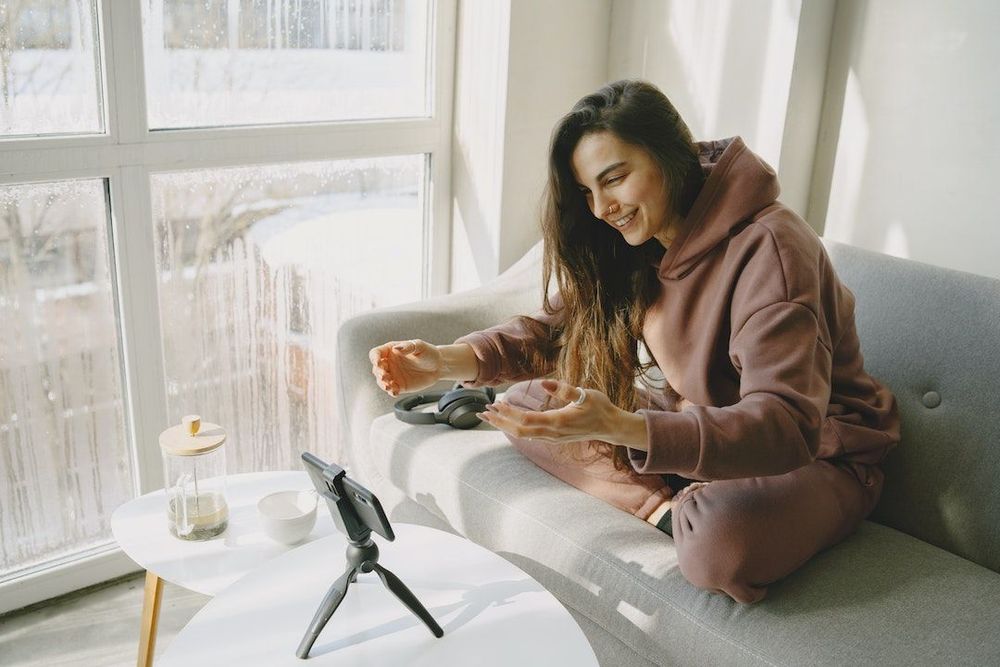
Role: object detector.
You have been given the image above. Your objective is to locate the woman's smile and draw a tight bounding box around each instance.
[611,209,638,229]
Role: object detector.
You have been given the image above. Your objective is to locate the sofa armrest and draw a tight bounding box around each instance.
[335,241,544,479]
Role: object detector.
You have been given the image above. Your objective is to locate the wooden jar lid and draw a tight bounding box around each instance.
[159,415,226,456]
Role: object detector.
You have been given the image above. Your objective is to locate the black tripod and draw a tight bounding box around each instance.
[297,455,443,659]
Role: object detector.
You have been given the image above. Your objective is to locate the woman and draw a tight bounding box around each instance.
[369,80,900,604]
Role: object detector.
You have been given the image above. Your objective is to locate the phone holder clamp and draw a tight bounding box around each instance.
[296,460,444,659]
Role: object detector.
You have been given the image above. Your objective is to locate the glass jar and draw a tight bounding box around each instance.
[159,415,229,540]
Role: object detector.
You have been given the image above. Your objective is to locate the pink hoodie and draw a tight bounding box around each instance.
[456,137,900,483]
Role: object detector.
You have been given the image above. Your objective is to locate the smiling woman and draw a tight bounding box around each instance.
[538,81,708,470]
[369,79,901,605]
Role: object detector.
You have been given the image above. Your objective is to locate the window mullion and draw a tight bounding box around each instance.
[103,0,149,145]
[428,0,457,298]
[1,121,442,180]
[110,165,168,494]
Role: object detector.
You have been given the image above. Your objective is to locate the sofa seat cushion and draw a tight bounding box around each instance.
[369,413,1000,666]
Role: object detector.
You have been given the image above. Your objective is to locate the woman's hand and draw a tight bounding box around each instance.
[479,379,635,445]
[369,339,444,397]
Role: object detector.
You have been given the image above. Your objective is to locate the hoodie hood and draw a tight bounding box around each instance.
[658,137,780,279]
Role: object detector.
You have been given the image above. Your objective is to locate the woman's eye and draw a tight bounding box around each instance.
[606,175,624,185]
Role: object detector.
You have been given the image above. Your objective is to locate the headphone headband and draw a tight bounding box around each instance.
[393,384,496,429]
[393,392,446,425]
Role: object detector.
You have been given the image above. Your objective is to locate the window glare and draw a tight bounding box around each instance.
[0,179,131,581]
[143,0,430,129]
[0,0,104,138]
[151,156,425,474]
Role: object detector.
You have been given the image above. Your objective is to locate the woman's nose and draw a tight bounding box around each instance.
[592,193,613,219]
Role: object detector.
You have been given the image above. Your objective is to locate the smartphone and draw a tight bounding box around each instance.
[301,452,394,543]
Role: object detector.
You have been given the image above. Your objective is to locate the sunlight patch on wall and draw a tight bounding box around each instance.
[883,220,911,259]
[667,0,732,137]
[824,69,869,245]
[754,0,800,171]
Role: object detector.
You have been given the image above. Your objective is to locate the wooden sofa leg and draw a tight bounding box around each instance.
[137,570,164,667]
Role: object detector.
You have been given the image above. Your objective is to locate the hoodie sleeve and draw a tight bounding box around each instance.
[452,294,564,387]
[628,300,832,479]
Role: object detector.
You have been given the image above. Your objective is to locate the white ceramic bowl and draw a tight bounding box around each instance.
[257,489,318,545]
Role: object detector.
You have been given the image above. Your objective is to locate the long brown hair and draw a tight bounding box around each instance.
[533,80,703,470]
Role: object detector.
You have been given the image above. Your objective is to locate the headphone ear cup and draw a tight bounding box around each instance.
[437,388,486,412]
[448,402,483,429]
[447,382,496,404]
[438,388,492,429]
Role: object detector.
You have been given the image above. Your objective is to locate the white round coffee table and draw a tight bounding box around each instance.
[111,470,337,666]
[161,523,599,666]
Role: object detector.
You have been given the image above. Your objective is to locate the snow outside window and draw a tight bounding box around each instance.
[0,0,452,608]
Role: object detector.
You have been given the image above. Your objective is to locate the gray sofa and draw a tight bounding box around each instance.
[335,238,1000,666]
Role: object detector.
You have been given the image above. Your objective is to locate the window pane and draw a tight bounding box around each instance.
[142,0,429,129]
[0,0,104,137]
[0,180,131,582]
[151,156,424,473]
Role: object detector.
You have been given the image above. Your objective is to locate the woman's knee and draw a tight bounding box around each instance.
[672,488,766,604]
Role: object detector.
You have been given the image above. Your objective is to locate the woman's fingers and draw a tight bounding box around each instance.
[369,344,401,396]
[393,339,423,355]
[482,402,566,440]
[380,377,400,396]
[370,340,435,397]
[539,378,586,408]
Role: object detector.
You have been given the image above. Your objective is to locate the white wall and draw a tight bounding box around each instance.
[607,0,827,218]
[455,1,998,285]
[449,0,611,292]
[810,0,1000,279]
[606,0,999,280]
[449,0,511,292]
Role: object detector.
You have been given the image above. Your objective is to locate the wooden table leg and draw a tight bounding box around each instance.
[137,570,164,667]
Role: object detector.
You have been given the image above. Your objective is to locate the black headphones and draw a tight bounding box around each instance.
[393,382,496,430]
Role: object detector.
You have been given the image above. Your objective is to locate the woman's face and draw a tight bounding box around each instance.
[570,130,675,248]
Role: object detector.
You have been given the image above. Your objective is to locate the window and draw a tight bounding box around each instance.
[151,157,424,474]
[0,180,131,581]
[0,0,103,136]
[143,0,428,129]
[0,0,454,612]
[163,0,228,49]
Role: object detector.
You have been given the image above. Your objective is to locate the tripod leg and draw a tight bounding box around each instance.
[373,564,444,638]
[296,567,356,659]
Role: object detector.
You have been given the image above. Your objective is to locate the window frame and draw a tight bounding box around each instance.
[0,0,456,613]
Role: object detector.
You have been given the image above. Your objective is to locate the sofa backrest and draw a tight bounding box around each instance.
[823,239,1000,573]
